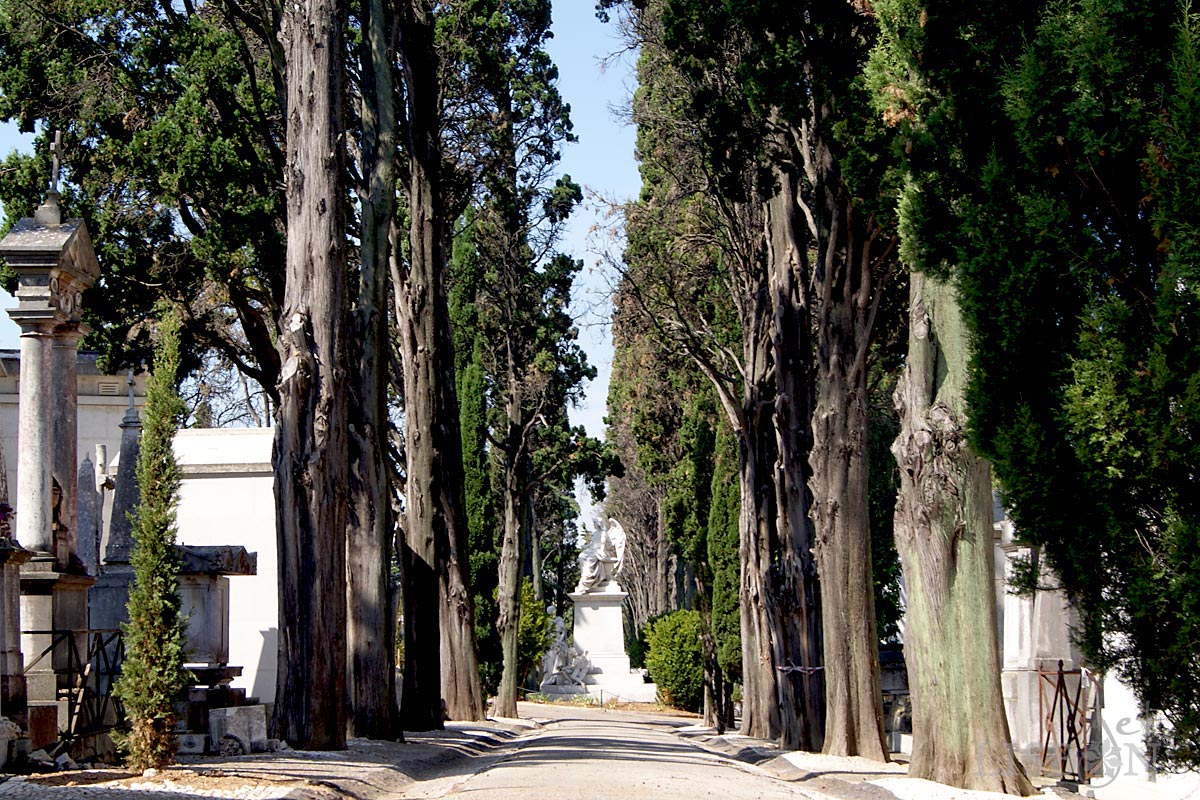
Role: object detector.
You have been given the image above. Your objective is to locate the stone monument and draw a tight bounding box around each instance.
[88,374,141,634]
[0,144,100,747]
[556,519,656,702]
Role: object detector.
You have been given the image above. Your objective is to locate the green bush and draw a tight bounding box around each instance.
[645,610,703,711]
[517,580,553,684]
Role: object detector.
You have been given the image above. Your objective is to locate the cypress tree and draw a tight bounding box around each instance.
[114,313,189,771]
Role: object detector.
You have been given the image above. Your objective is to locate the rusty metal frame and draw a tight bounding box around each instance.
[23,628,126,743]
[1039,659,1102,783]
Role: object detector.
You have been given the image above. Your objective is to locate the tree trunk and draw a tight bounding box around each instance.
[891,272,1033,795]
[494,385,525,719]
[804,147,888,759]
[735,417,788,743]
[394,0,484,728]
[763,169,824,753]
[346,0,400,741]
[272,0,348,750]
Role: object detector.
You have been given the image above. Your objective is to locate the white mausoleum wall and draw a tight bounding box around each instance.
[0,350,146,497]
[172,427,277,703]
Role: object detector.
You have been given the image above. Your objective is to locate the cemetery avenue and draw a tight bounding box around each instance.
[0,703,1092,800]
[1,2,1198,798]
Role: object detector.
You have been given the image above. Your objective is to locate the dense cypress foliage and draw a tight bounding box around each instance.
[114,315,189,772]
[871,0,1200,770]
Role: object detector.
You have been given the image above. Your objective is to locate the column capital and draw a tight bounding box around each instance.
[8,308,64,337]
[52,321,90,344]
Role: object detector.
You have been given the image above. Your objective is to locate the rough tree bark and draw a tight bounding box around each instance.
[494,383,525,718]
[891,272,1033,794]
[393,0,484,728]
[803,122,890,759]
[346,0,400,741]
[272,0,348,750]
[763,165,825,753]
[715,316,819,750]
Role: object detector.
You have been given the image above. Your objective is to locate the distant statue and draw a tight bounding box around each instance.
[541,612,568,681]
[540,618,592,689]
[575,518,626,593]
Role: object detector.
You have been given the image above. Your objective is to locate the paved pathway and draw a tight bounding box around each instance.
[397,705,819,800]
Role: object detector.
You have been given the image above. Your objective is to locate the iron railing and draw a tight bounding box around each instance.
[1039,659,1102,783]
[22,628,125,743]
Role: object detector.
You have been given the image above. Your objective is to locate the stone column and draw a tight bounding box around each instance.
[2,189,101,753]
[14,321,56,556]
[77,456,99,576]
[52,324,85,570]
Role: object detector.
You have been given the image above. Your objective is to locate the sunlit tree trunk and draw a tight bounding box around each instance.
[273,0,348,750]
[891,272,1033,794]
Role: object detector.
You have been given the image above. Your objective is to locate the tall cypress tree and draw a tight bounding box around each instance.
[871,0,1200,770]
[114,313,189,772]
[449,212,502,693]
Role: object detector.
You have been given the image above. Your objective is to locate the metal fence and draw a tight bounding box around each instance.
[22,628,125,744]
[1039,659,1103,783]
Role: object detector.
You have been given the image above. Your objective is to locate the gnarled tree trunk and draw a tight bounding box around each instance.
[394,0,483,729]
[273,0,348,750]
[763,170,824,753]
[346,0,400,741]
[494,393,525,718]
[805,133,889,759]
[891,272,1033,795]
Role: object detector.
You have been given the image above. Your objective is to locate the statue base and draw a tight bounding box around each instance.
[568,586,657,703]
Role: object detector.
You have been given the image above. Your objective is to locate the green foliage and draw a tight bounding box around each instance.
[645,610,704,711]
[870,0,1200,767]
[517,579,553,683]
[706,424,741,682]
[0,1,286,384]
[114,312,189,771]
[450,213,502,694]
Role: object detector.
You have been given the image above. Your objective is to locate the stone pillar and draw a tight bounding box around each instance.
[0,543,32,733]
[52,324,85,570]
[14,322,56,556]
[77,456,99,576]
[1,187,101,752]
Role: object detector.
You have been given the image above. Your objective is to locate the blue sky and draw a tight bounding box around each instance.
[0,2,638,457]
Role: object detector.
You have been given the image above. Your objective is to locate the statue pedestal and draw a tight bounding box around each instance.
[568,585,657,703]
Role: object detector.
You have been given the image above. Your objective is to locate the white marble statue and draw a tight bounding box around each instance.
[541,612,568,681]
[540,610,593,688]
[575,518,626,593]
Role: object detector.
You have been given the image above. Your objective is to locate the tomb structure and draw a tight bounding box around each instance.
[0,171,100,747]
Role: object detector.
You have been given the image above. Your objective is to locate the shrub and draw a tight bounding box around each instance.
[517,580,553,684]
[645,610,703,711]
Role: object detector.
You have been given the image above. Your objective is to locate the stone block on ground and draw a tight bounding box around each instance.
[208,704,267,755]
[176,732,206,755]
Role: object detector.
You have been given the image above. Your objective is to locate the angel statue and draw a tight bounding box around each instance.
[575,518,627,593]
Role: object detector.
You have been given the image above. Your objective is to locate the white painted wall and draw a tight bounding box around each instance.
[173,427,277,704]
[0,350,146,500]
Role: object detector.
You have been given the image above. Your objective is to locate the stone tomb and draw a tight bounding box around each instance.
[0,183,100,749]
